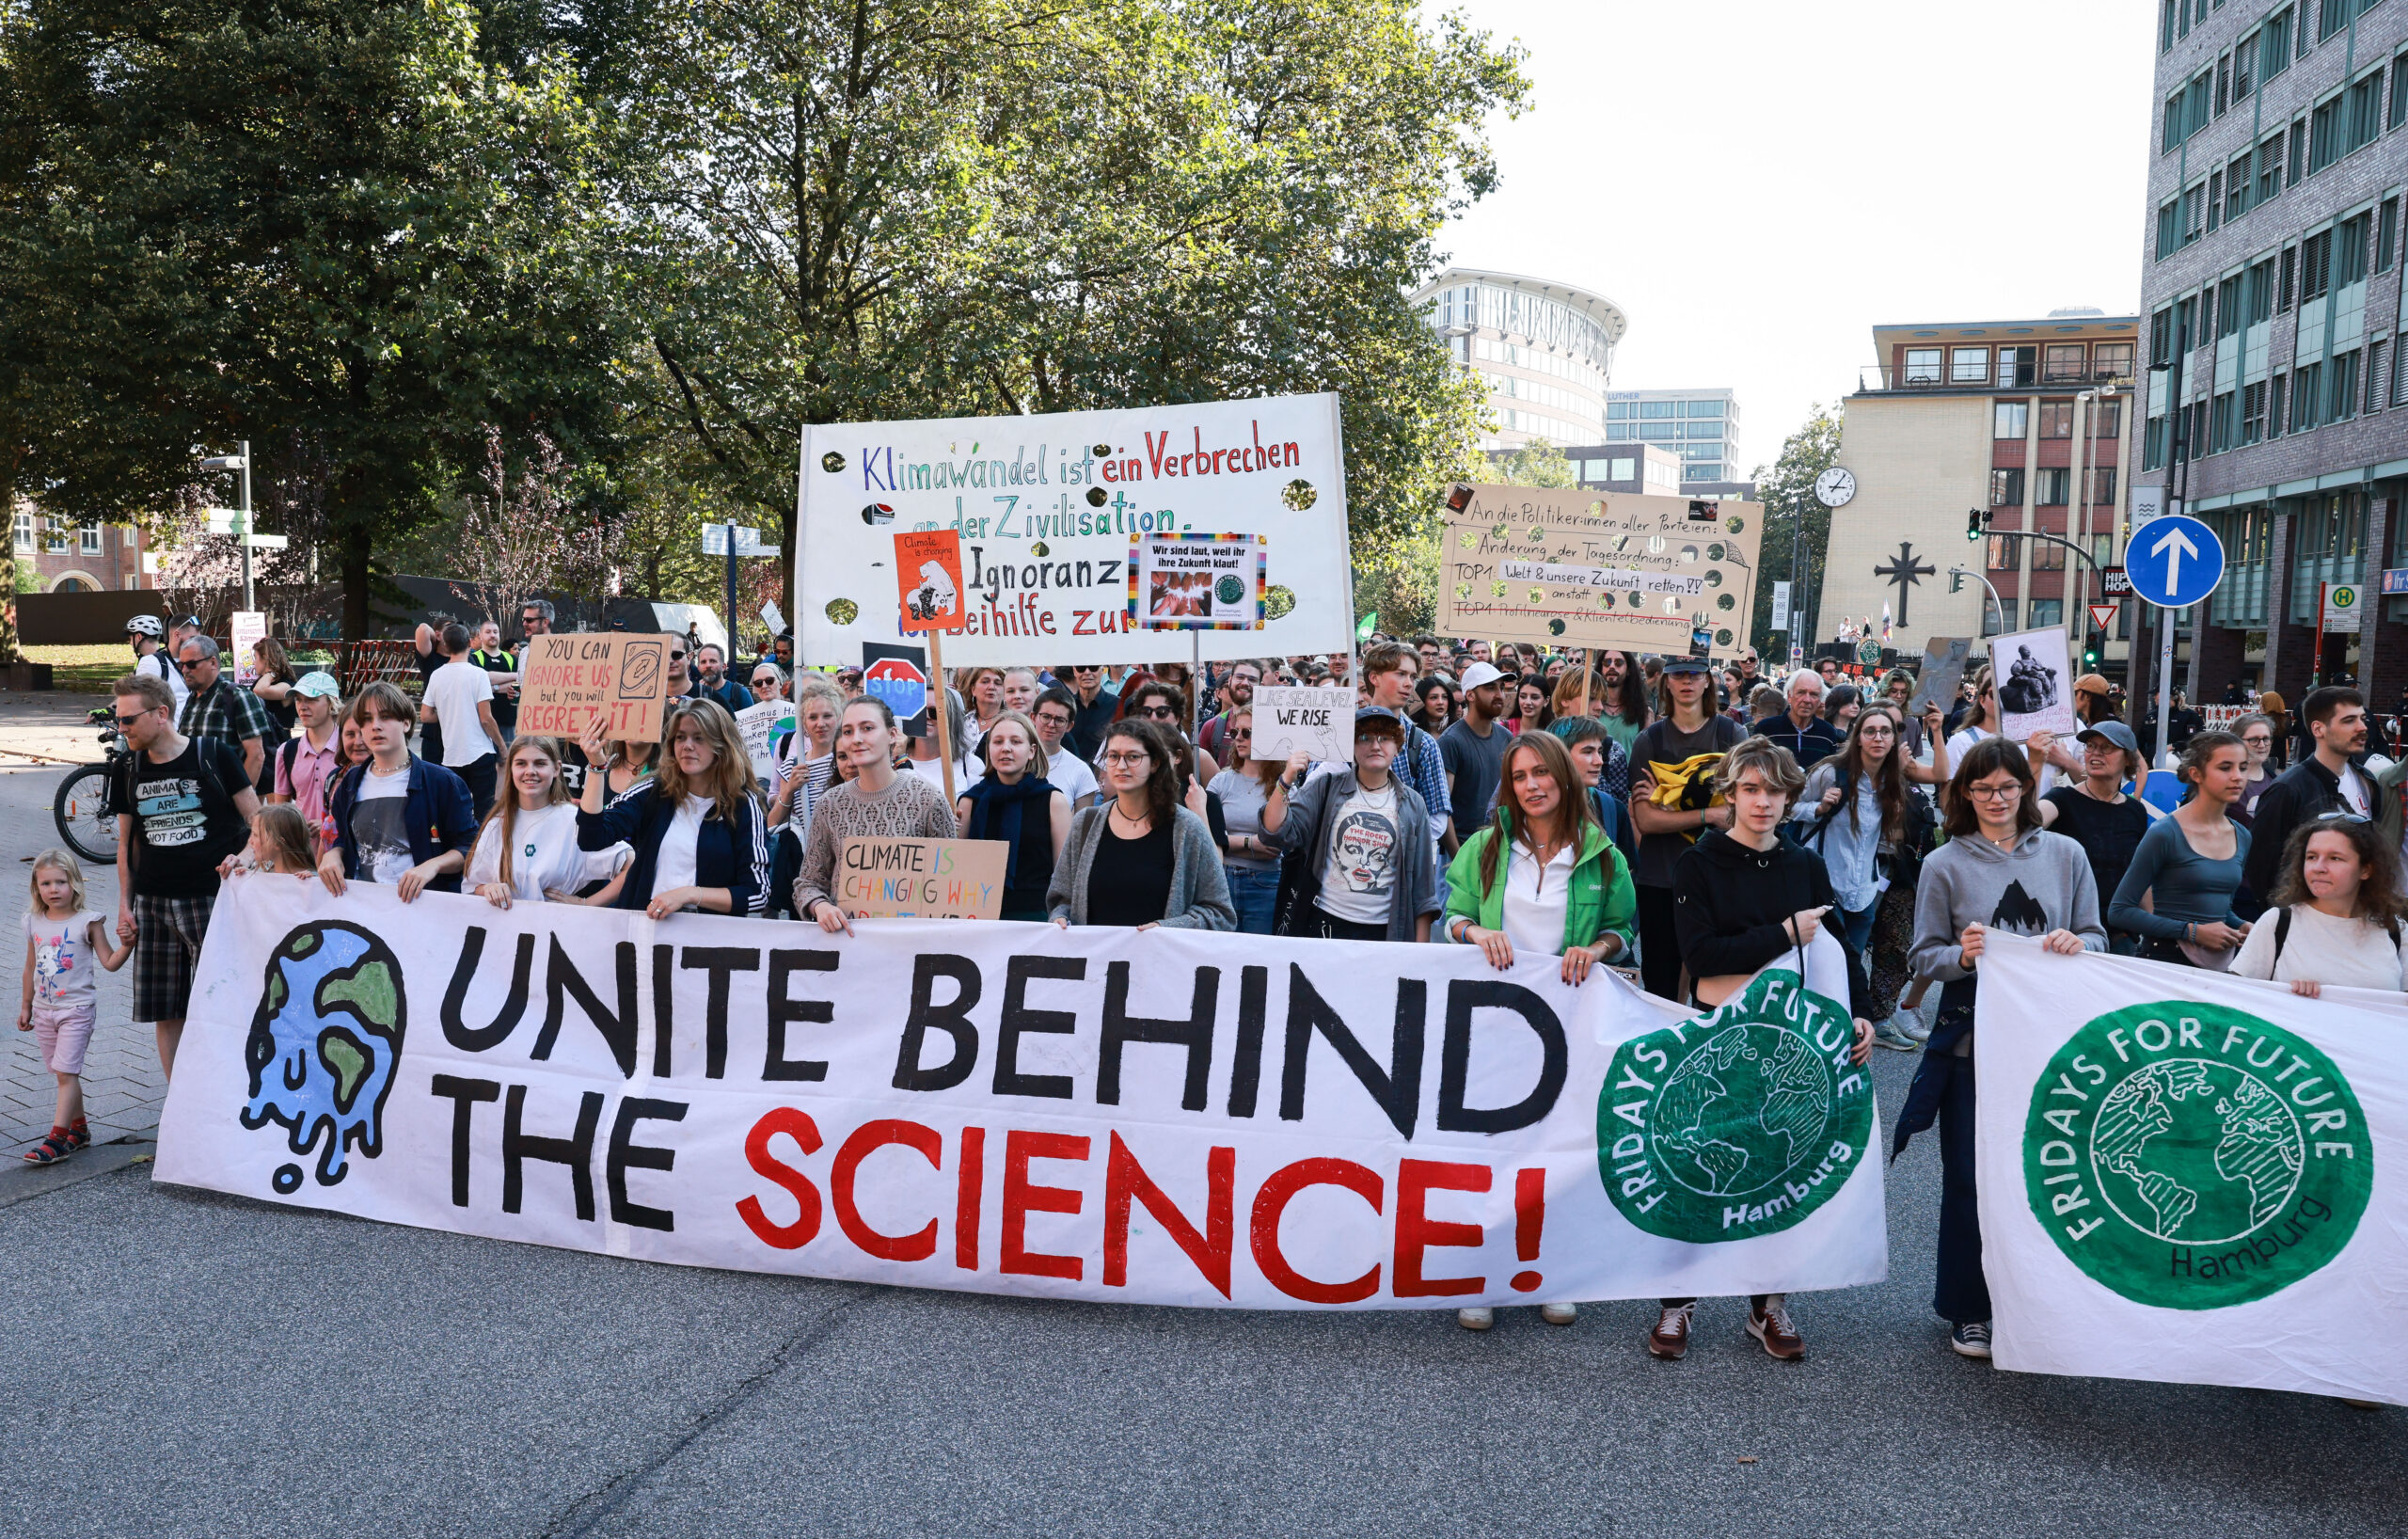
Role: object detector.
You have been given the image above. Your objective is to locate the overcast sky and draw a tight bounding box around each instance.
[1432,0,2158,473]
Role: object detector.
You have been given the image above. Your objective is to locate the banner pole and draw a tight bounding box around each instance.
[930,627,956,806]
[1192,625,1202,744]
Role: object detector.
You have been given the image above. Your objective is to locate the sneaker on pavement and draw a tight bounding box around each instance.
[1456,1307,1495,1331]
[1873,1019,1919,1053]
[1540,1302,1577,1325]
[1647,1303,1694,1358]
[1748,1300,1805,1359]
[1950,1321,1993,1358]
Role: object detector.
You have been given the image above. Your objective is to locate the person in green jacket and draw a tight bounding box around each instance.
[1442,729,1637,982]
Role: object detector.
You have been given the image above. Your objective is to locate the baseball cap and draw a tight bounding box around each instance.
[2073,673,2112,696]
[1354,706,1407,738]
[292,671,341,700]
[2076,720,2140,757]
[1459,660,1508,691]
[1659,656,1712,675]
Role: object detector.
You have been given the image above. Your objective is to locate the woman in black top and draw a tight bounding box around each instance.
[2038,722,2149,955]
[956,710,1069,922]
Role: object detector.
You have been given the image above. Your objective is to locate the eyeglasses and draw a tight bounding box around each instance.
[1859,724,1894,738]
[1356,733,1399,747]
[1967,783,2022,802]
[1101,751,1150,767]
[1035,713,1071,729]
[2242,735,2273,747]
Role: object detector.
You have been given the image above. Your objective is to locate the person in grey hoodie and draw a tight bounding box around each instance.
[1899,737,2103,1363]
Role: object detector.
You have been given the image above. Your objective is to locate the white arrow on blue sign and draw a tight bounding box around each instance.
[2122,513,2225,608]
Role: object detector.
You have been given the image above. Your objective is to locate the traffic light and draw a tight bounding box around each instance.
[2083,636,2100,668]
[1967,509,1983,541]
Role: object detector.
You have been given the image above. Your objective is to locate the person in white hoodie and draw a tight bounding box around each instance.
[1899,737,2104,1362]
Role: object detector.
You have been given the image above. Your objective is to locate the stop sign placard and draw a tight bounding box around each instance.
[864,656,927,722]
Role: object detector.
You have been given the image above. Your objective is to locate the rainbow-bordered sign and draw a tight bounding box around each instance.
[1128,532,1267,631]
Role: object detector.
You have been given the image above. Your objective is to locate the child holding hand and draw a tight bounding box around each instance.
[19,849,131,1165]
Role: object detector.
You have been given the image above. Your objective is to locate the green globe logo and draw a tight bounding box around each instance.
[1215,574,1244,606]
[1599,970,1873,1241]
[240,922,407,1194]
[2025,1002,2370,1309]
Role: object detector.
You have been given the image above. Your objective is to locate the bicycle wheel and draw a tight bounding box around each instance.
[53,764,117,865]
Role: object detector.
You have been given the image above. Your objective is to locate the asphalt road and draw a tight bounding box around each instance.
[0,1045,2398,1539]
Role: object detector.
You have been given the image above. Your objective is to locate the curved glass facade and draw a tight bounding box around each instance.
[1417,271,1624,450]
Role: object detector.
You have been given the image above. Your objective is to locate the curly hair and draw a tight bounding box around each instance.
[2266,814,2408,926]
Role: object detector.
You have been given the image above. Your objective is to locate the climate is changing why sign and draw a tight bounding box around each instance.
[156,882,1887,1311]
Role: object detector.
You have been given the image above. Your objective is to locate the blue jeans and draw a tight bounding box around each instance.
[1226,863,1279,935]
[1840,900,1877,960]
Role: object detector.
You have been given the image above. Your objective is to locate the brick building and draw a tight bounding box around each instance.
[9,496,146,592]
[2141,0,2408,710]
[1816,315,2140,665]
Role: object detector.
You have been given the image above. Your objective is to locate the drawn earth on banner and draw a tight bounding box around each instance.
[797,394,1349,666]
[1435,484,1765,660]
[156,883,1886,1310]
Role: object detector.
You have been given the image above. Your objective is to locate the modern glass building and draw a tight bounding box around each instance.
[1601,388,1742,485]
[1412,267,1627,449]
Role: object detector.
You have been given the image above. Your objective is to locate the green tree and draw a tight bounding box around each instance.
[1494,437,1576,488]
[0,0,626,639]
[593,0,1521,632]
[1750,403,1843,653]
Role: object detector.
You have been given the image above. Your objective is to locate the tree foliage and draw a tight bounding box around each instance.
[1749,403,1843,653]
[1494,437,1576,488]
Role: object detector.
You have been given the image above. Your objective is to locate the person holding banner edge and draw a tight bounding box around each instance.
[1901,738,2104,1361]
[2230,814,2408,992]
[795,696,957,932]
[575,700,769,919]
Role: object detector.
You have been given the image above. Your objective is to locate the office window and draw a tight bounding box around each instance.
[2218,275,2243,336]
[2369,340,2388,412]
[1687,464,1722,483]
[1605,402,1634,420]
[2217,54,2232,119]
[2032,537,2067,571]
[2270,373,2288,436]
[2093,468,2119,507]
[2211,389,2239,452]
[2245,258,2273,324]
[2094,401,2123,438]
[2258,136,2284,204]
[2209,171,2226,232]
[2279,246,2298,309]
[1997,345,2037,388]
[2303,228,2334,299]
[1904,348,1941,383]
[1995,401,2030,439]
[2163,88,2187,152]
[1988,534,2020,572]
[2043,343,2086,383]
[2322,0,2361,43]
[1609,456,1635,479]
[2238,32,2260,99]
[2332,349,2361,420]
[78,525,100,556]
[2145,415,2170,470]
[41,520,65,554]
[1604,424,1635,440]
[2310,95,2343,173]
[2396,343,2408,407]
[2149,308,2174,366]
[2181,183,2206,245]
[2382,198,2400,273]
[1637,423,1676,439]
[2294,360,2323,430]
[2156,199,2179,260]
[1990,468,2025,506]
[2036,467,2072,504]
[1985,599,2019,637]
[2339,212,2371,285]
[2352,70,2385,151]
[2289,117,2308,185]
[1683,400,1724,418]
[2226,154,2252,220]
[2175,294,2196,356]
[2038,401,2076,438]
[2396,52,2408,128]
[2264,8,2295,81]
[2028,599,2065,629]
[1951,346,1991,383]
[2095,341,2135,379]
[1640,400,1677,417]
[2242,379,2269,442]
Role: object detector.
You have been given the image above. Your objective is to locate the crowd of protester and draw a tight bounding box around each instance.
[40,611,2394,1394]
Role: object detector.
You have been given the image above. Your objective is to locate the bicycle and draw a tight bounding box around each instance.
[52,707,127,865]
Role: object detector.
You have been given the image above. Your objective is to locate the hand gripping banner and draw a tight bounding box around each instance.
[157,881,1885,1309]
[1977,934,2406,1405]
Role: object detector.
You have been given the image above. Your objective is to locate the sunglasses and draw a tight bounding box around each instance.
[176,658,212,672]
[2314,810,2371,824]
[669,650,688,661]
[111,712,152,727]
[1136,706,1178,720]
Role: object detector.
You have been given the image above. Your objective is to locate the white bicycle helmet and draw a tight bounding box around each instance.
[125,614,165,639]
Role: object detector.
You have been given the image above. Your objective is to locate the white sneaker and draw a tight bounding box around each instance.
[1457,1307,1495,1330]
[1540,1302,1577,1325]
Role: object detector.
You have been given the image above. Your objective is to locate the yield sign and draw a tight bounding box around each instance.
[2088,603,2118,634]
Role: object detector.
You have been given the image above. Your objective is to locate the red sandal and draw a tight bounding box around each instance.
[23,1131,74,1166]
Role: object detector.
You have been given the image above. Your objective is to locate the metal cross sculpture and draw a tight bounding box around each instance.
[1874,541,1934,627]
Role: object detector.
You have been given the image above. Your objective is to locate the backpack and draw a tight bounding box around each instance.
[2271,906,2400,965]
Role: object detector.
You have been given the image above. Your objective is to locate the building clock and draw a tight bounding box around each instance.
[1814,467,1857,509]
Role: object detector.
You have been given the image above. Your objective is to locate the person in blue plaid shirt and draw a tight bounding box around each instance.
[174,635,273,787]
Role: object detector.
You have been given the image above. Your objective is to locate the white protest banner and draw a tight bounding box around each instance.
[1250,685,1355,765]
[229,611,268,685]
[735,699,792,784]
[1989,626,2077,743]
[1436,484,1764,660]
[1976,936,2406,1404]
[1132,532,1266,629]
[798,394,1348,666]
[156,882,1884,1310]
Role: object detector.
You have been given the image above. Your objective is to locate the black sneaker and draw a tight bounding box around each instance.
[1950,1321,1992,1359]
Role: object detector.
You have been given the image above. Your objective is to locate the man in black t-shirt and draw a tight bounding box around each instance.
[111,672,260,1079]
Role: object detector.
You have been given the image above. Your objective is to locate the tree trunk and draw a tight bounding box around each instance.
[341,523,374,642]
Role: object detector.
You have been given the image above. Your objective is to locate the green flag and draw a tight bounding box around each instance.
[1355,611,1377,642]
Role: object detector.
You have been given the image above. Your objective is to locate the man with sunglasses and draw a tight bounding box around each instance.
[173,635,271,787]
[1059,662,1120,762]
[2242,686,2377,917]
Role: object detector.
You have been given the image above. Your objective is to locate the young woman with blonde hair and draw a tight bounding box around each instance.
[576,699,768,918]
[468,736,629,909]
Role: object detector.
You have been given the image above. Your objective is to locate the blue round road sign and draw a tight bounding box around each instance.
[2123,515,2225,608]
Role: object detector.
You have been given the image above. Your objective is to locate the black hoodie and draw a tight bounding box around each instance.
[1670,829,1874,1018]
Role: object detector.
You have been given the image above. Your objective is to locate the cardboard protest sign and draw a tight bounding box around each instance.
[1250,685,1355,765]
[1437,484,1766,660]
[799,393,1350,665]
[895,529,966,632]
[1132,532,1266,629]
[1990,626,2077,743]
[157,881,1885,1311]
[229,611,268,685]
[736,699,793,784]
[1906,637,1972,717]
[517,632,677,741]
[862,642,931,738]
[836,837,1006,919]
[1978,935,2408,1405]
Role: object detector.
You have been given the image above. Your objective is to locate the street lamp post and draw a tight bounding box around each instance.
[198,441,254,611]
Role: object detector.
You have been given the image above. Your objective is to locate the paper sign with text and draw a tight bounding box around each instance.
[737,699,793,784]
[1250,685,1356,765]
[229,611,268,685]
[1131,532,1265,630]
[1990,626,2078,743]
[838,838,1007,919]
[516,633,677,742]
[1437,485,1764,659]
[895,530,967,633]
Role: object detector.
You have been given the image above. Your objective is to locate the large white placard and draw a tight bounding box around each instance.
[1977,935,2407,1405]
[1990,626,2077,742]
[156,881,1884,1310]
[796,394,1349,667]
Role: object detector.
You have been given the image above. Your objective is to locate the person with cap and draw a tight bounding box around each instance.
[1439,660,1514,863]
[1625,656,1746,995]
[125,615,178,701]
[1751,669,1843,767]
[266,672,347,855]
[2071,672,2115,727]
[2039,718,2151,955]
[1258,706,1438,942]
